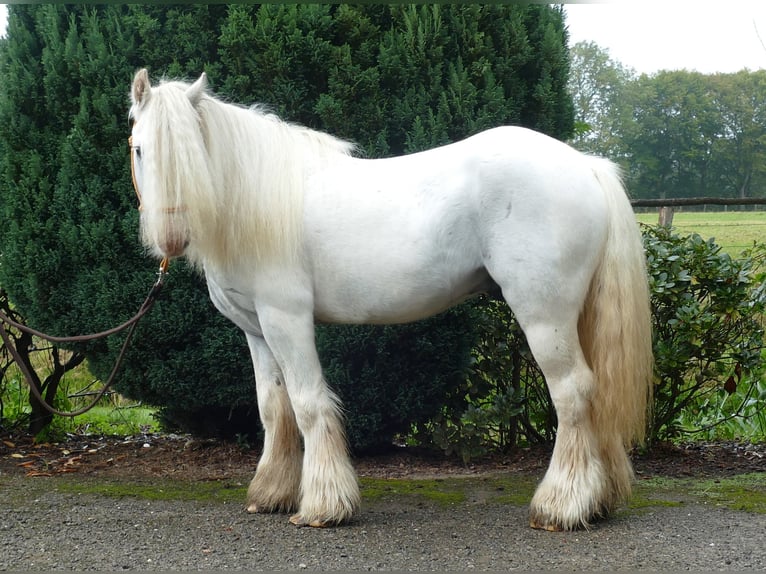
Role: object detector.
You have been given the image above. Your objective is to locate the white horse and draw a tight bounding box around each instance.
[128,69,653,531]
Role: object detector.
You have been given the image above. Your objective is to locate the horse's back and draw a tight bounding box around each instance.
[363,126,610,225]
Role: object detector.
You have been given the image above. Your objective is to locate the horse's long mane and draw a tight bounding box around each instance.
[141,78,356,270]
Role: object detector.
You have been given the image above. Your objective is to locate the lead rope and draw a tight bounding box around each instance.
[0,136,169,417]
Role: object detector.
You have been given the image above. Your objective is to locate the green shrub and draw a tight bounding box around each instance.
[644,225,766,442]
[0,4,574,447]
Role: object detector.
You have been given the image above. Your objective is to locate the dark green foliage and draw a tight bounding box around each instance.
[0,5,254,439]
[316,306,480,454]
[0,5,140,343]
[0,5,573,448]
[418,297,555,462]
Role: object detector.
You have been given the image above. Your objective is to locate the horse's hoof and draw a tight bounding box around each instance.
[529,518,564,532]
[289,513,331,528]
[245,497,298,515]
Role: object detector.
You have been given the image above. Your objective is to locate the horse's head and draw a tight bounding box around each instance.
[128,68,212,262]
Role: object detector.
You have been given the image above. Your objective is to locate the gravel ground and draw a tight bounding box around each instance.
[2,473,765,571]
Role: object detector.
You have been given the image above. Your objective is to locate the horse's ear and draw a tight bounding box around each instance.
[186,72,207,107]
[132,68,151,107]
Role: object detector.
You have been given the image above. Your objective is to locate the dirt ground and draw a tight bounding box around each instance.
[1,431,764,482]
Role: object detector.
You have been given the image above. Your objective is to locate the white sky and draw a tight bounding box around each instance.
[1,4,764,75]
[565,1,766,75]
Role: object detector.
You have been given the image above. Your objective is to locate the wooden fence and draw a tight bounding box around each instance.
[631,197,766,227]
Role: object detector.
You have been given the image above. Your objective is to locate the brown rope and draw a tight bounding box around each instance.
[0,261,168,417]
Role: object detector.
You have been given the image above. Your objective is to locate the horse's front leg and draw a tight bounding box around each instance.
[258,307,360,527]
[244,333,302,515]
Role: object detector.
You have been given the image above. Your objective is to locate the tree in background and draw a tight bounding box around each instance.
[708,71,766,200]
[567,41,634,159]
[567,40,766,201]
[624,71,719,199]
[0,4,573,449]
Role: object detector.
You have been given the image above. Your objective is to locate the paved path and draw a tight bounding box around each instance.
[2,474,765,571]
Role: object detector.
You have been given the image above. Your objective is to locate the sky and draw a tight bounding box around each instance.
[565,2,766,75]
[0,3,764,76]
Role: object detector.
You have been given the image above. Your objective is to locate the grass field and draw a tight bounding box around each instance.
[635,210,766,254]
[2,358,159,437]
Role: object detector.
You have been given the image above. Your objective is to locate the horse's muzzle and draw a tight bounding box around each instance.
[158,237,190,259]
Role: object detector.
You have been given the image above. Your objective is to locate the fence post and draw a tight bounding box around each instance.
[658,206,675,227]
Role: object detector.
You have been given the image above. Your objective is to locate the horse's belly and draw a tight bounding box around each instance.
[305,173,490,323]
[311,264,494,325]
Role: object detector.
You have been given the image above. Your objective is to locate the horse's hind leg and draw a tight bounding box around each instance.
[245,333,302,514]
[492,249,615,531]
[519,318,611,531]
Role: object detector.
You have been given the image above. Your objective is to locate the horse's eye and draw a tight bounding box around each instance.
[133,146,142,159]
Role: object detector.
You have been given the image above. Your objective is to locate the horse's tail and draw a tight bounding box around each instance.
[579,158,653,465]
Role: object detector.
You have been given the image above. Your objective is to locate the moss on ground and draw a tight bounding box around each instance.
[21,471,765,517]
[361,477,466,505]
[629,473,766,514]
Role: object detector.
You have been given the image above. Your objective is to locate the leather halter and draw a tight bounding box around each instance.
[128,134,170,274]
[128,135,143,210]
[128,135,187,215]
